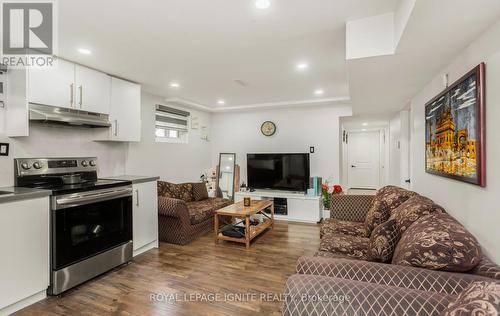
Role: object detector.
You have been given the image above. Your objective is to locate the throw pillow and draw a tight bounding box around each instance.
[390,195,445,234]
[392,213,482,272]
[364,186,417,236]
[367,218,400,263]
[441,281,500,316]
[192,182,209,201]
[157,181,175,198]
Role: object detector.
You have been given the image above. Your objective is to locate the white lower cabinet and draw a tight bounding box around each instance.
[0,197,49,315]
[132,181,158,256]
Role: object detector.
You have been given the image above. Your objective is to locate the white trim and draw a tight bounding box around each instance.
[0,290,46,315]
[164,96,351,113]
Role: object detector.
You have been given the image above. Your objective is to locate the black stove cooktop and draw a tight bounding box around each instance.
[25,179,132,195]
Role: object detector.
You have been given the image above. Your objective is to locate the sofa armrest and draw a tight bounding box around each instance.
[296,256,493,295]
[282,274,452,316]
[329,194,374,222]
[158,197,190,223]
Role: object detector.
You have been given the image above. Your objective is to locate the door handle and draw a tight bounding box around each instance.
[78,85,83,107]
[70,83,74,107]
[114,119,118,136]
[351,165,356,168]
[405,179,411,183]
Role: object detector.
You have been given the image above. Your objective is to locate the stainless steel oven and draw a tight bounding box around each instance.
[14,157,134,295]
[50,186,133,295]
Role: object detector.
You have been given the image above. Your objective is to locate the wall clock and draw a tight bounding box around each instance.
[261,121,276,137]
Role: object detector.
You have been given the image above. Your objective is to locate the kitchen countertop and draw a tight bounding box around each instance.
[101,175,160,185]
[0,187,52,204]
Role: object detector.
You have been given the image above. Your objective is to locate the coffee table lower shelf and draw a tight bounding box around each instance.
[216,219,273,244]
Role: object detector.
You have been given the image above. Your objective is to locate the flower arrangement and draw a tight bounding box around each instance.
[321,182,343,209]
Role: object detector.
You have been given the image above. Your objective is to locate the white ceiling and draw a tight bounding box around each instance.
[58,0,500,113]
[58,0,397,110]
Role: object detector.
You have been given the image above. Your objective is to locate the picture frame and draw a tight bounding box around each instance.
[425,63,486,187]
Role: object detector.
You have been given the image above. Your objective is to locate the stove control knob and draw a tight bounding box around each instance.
[89,160,96,167]
[81,160,89,167]
[33,162,42,169]
[21,162,31,170]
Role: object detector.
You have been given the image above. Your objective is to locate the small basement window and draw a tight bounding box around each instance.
[155,104,190,143]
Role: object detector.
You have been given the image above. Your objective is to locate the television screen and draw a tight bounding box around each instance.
[247,153,310,192]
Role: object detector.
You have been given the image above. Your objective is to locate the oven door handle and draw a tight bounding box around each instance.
[55,188,133,209]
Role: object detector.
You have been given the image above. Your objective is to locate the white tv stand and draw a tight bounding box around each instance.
[234,190,322,224]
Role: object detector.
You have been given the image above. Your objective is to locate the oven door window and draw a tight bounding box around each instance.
[53,196,132,270]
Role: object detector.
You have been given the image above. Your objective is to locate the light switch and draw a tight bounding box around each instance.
[0,143,9,156]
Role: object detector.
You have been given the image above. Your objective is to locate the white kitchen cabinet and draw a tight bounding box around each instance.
[0,197,49,315]
[106,77,141,142]
[28,58,75,109]
[132,181,158,256]
[74,65,110,114]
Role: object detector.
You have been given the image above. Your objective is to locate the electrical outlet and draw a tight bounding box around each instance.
[0,143,9,156]
[310,146,315,153]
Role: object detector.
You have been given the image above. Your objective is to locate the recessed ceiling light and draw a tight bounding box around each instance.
[296,63,309,70]
[362,122,368,126]
[314,89,324,95]
[217,99,225,105]
[169,82,180,88]
[255,0,271,10]
[77,48,92,55]
[362,129,367,132]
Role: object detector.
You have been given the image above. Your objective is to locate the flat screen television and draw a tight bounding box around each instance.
[247,153,310,192]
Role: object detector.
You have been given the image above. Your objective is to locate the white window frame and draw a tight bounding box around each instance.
[155,104,190,144]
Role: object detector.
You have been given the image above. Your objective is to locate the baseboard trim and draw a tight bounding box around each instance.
[133,239,159,257]
[0,290,46,315]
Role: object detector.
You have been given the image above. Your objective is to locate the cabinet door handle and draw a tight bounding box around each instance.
[135,189,140,206]
[70,83,74,107]
[115,120,119,136]
[78,85,83,107]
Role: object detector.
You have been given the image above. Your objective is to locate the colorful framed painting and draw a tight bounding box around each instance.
[425,63,486,187]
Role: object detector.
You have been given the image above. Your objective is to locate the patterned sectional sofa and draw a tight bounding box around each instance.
[157,181,232,245]
[283,186,500,316]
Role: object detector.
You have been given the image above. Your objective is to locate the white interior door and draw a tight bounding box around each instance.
[348,131,381,189]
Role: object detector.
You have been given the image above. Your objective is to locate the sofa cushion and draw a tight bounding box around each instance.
[186,200,215,225]
[319,232,370,261]
[192,182,209,201]
[390,195,446,234]
[441,281,500,316]
[392,213,482,272]
[320,218,367,238]
[364,186,417,236]
[158,181,193,202]
[209,197,232,210]
[368,218,400,263]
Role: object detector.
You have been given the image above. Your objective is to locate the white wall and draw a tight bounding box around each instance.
[125,92,212,183]
[0,125,127,187]
[210,105,352,187]
[388,114,401,185]
[410,20,500,263]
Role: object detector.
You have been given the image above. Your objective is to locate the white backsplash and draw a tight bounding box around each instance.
[0,123,127,187]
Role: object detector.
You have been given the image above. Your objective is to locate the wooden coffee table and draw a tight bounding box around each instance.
[214,200,274,249]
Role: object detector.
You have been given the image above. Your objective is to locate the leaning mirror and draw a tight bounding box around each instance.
[217,153,236,200]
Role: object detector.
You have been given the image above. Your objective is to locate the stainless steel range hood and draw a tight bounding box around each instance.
[29,103,111,128]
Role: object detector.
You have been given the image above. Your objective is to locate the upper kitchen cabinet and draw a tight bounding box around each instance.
[99,77,141,142]
[27,60,110,114]
[28,59,75,110]
[74,65,110,114]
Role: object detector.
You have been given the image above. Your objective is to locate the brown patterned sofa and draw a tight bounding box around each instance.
[282,186,500,315]
[157,181,232,245]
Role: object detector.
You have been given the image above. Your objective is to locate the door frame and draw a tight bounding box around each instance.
[345,130,384,190]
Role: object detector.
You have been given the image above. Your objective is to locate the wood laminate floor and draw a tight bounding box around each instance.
[15,221,320,316]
